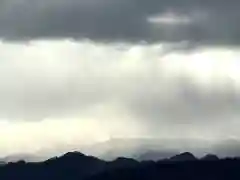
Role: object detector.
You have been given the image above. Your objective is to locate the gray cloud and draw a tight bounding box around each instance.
[0,41,239,135]
[0,0,240,45]
[128,76,240,124]
[0,40,240,156]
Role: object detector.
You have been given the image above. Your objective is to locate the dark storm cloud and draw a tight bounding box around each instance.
[0,0,240,44]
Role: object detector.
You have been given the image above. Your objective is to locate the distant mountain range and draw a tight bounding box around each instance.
[0,151,240,180]
[0,154,47,163]
[82,138,212,160]
[79,137,240,161]
[3,137,240,163]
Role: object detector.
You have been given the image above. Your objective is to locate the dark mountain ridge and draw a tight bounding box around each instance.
[0,151,240,180]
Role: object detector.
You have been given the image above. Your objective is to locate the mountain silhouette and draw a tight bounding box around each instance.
[108,157,139,169]
[138,150,179,161]
[0,151,240,180]
[201,154,219,161]
[168,152,197,161]
[86,138,209,160]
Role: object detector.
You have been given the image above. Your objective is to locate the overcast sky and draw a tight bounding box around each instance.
[0,0,240,157]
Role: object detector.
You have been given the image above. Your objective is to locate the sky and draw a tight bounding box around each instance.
[0,0,240,157]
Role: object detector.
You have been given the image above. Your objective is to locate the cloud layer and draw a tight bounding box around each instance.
[0,40,240,156]
[0,0,240,44]
[1,1,240,157]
